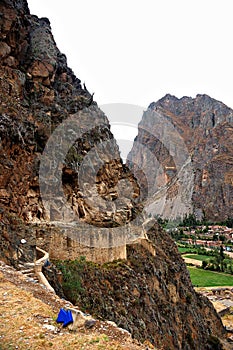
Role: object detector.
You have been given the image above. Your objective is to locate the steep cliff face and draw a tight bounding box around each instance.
[56,222,225,350]
[0,0,139,264]
[128,94,233,222]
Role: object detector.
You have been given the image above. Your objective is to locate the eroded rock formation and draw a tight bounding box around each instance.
[0,0,139,264]
[128,94,233,222]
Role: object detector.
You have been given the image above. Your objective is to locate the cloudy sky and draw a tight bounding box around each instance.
[27,0,232,109]
[27,1,233,159]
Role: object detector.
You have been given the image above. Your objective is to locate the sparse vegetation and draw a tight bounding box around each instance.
[55,257,87,303]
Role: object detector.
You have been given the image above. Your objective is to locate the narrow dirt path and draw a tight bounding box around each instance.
[182,254,202,266]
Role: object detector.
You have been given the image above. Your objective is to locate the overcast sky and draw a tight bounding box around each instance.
[27,0,233,109]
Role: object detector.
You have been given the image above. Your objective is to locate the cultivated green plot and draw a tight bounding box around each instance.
[188,267,233,287]
[185,254,211,262]
[178,247,200,254]
[178,247,192,254]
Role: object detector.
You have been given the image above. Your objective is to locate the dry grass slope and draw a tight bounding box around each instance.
[0,263,147,350]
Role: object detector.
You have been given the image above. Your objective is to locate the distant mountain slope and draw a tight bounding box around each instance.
[128,94,233,222]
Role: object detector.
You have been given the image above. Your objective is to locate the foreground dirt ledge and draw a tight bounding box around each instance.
[0,261,147,350]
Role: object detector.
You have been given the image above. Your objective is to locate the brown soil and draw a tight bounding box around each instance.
[0,261,148,350]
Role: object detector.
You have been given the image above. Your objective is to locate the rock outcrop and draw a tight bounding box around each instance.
[56,222,225,350]
[128,94,233,222]
[0,0,139,264]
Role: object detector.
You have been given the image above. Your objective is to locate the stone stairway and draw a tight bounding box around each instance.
[18,247,55,292]
[18,262,39,283]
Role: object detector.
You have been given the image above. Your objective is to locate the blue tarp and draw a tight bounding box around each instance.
[56,308,73,327]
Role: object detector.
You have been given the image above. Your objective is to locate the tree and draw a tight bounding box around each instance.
[219,245,226,272]
[202,226,209,234]
[202,260,208,269]
[219,235,226,242]
[225,217,233,228]
[208,247,226,272]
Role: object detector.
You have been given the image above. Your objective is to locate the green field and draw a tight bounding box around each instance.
[178,247,196,254]
[188,267,233,287]
[184,254,211,262]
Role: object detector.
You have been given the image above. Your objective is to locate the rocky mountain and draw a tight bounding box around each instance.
[0,0,139,265]
[128,94,233,222]
[0,1,229,349]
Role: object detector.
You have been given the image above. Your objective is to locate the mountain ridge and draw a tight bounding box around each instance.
[128,93,233,222]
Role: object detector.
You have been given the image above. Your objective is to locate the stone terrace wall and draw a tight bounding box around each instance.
[35,224,127,263]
